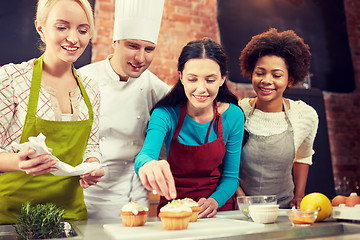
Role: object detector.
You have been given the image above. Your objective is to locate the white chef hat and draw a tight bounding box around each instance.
[113,0,165,44]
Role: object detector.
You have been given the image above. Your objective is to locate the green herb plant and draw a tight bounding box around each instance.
[15,202,64,239]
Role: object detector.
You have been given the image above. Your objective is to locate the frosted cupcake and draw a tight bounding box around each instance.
[121,202,148,227]
[158,200,192,230]
[182,198,201,222]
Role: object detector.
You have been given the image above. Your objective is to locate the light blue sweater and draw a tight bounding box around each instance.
[135,103,245,208]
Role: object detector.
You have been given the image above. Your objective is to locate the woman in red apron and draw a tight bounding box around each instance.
[0,0,103,224]
[135,38,245,218]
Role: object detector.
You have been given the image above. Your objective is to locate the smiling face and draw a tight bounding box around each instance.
[35,0,90,65]
[252,55,293,110]
[180,58,225,113]
[110,39,156,80]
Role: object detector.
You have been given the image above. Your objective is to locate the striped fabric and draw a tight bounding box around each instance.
[0,59,100,158]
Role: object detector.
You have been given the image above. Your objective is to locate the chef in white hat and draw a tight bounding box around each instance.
[79,0,170,219]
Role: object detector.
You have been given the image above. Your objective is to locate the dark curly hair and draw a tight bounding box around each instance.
[239,28,311,85]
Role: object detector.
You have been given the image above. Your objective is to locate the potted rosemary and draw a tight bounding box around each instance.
[15,202,65,239]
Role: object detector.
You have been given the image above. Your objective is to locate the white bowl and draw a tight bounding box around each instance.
[249,206,279,224]
[248,204,279,212]
[237,195,277,218]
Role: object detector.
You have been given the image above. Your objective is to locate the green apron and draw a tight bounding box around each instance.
[0,55,93,224]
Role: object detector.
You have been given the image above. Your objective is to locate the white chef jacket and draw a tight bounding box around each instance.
[78,56,170,219]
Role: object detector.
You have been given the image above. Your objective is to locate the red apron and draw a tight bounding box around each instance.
[158,103,234,212]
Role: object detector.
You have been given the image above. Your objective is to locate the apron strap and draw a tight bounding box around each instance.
[205,102,223,143]
[172,104,187,139]
[26,55,43,117]
[249,98,293,132]
[282,99,294,132]
[25,55,93,119]
[20,55,43,144]
[173,102,223,143]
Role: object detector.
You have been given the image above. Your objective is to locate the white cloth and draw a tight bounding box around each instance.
[78,57,170,219]
[11,133,100,176]
[113,0,164,44]
[239,98,319,165]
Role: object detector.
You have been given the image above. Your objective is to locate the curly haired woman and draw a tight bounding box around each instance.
[236,28,319,208]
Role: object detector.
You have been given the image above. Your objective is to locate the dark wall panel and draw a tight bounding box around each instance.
[217,0,355,93]
[0,0,94,68]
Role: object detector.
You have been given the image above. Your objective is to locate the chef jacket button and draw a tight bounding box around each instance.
[140,88,143,91]
[101,137,105,141]
[137,116,141,119]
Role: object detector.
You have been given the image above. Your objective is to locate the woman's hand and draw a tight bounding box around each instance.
[138,160,176,200]
[197,197,218,218]
[235,186,246,197]
[292,162,309,209]
[80,158,104,189]
[234,186,246,210]
[290,196,303,209]
[18,148,57,176]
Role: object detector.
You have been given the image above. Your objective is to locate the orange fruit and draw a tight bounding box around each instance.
[300,192,332,222]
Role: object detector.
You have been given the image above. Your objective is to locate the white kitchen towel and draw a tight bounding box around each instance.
[11,133,100,176]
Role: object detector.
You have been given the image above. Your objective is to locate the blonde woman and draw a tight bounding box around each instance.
[0,0,103,224]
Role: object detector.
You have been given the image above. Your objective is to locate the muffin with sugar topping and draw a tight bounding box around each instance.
[182,198,202,222]
[121,201,148,227]
[158,200,192,230]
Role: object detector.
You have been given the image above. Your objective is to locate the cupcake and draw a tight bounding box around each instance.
[158,200,192,230]
[182,198,201,222]
[120,202,148,227]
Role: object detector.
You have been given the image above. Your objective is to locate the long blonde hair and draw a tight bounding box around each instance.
[36,0,95,38]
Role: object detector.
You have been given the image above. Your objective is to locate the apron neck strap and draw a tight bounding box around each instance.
[282,99,293,131]
[27,55,44,116]
[205,102,222,143]
[249,98,293,130]
[27,55,93,119]
[174,101,223,142]
[173,103,188,138]
[250,98,290,115]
